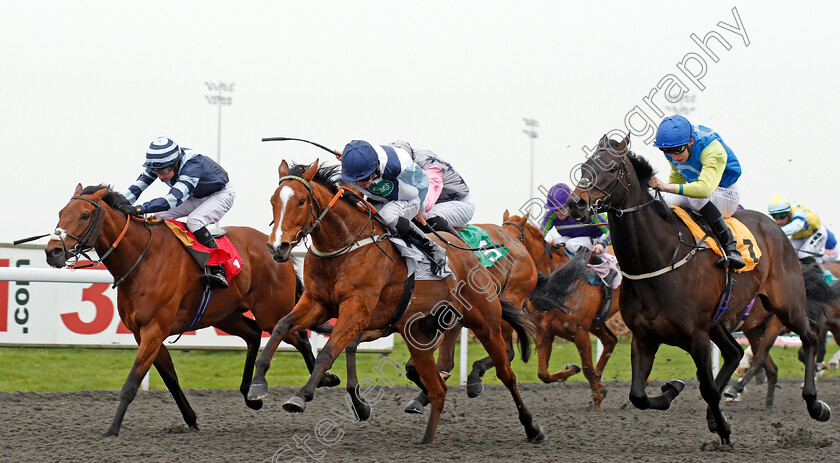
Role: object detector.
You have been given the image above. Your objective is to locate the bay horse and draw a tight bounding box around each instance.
[566,134,830,444]
[401,220,586,414]
[248,160,545,444]
[44,184,337,436]
[500,211,619,410]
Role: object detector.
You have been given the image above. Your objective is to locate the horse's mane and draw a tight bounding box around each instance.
[287,162,341,194]
[623,151,674,223]
[81,184,135,215]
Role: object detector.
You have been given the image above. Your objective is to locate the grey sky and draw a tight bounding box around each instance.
[2,1,838,243]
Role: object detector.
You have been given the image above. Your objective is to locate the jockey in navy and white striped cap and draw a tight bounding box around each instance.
[143,137,181,169]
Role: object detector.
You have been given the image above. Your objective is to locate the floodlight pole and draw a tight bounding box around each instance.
[522,118,539,200]
[204,81,235,165]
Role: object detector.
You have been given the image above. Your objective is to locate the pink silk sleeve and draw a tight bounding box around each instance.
[424,167,444,212]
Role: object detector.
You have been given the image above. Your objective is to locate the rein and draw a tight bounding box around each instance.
[278,176,389,259]
[56,195,153,287]
[502,220,559,266]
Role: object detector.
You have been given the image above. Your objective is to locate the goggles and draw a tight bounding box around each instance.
[660,145,688,155]
[770,212,790,221]
[151,165,174,175]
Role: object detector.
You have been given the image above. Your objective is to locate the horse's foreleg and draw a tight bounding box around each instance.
[733,317,785,397]
[284,303,371,414]
[403,335,448,444]
[283,330,341,388]
[573,327,606,410]
[249,295,328,401]
[104,324,166,437]
[466,322,513,398]
[688,333,731,445]
[151,344,198,427]
[797,324,831,421]
[344,330,387,421]
[214,314,265,410]
[628,334,682,411]
[709,324,743,392]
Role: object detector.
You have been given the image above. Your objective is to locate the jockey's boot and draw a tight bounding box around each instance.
[396,217,448,276]
[425,216,467,245]
[193,226,229,289]
[699,202,746,270]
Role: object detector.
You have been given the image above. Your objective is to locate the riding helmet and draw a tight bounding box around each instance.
[653,115,693,148]
[767,195,792,216]
[143,137,181,169]
[341,140,380,182]
[546,183,572,211]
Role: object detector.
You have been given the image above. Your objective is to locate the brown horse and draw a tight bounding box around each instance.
[44,184,336,436]
[248,160,545,444]
[501,211,619,409]
[567,134,829,444]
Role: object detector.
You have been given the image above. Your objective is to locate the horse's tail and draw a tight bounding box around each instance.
[500,299,536,363]
[528,251,588,314]
[802,261,840,305]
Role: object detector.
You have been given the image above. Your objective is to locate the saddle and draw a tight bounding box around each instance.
[671,207,761,273]
[163,220,243,283]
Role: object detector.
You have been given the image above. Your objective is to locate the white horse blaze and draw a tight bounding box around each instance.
[272,186,295,248]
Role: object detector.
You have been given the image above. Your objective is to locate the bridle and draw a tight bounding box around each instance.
[276,175,383,257]
[53,195,152,287]
[575,151,704,280]
[502,220,562,266]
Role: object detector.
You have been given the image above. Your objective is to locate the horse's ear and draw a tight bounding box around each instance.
[90,187,108,201]
[598,134,609,148]
[301,159,319,181]
[503,209,510,221]
[74,183,83,195]
[278,160,289,178]
[523,211,530,221]
[616,133,630,154]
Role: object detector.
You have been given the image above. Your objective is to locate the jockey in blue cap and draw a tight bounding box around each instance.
[648,115,746,269]
[123,136,234,288]
[340,140,447,275]
[542,183,610,255]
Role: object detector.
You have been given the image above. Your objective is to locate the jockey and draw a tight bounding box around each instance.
[541,183,611,255]
[767,195,830,263]
[389,140,475,231]
[340,140,447,275]
[648,115,746,269]
[122,137,234,289]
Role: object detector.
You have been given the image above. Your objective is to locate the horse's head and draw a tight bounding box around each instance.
[568,133,632,221]
[45,184,114,267]
[267,160,322,262]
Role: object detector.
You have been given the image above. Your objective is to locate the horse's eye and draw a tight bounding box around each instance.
[298,198,306,206]
[81,212,90,220]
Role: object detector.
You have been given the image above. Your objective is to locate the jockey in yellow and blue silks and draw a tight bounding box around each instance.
[768,196,835,263]
[648,115,746,270]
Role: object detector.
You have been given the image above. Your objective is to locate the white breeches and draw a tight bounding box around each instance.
[155,183,236,232]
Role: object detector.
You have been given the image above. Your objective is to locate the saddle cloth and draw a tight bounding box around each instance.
[387,237,455,281]
[671,207,761,272]
[456,224,510,268]
[164,220,244,282]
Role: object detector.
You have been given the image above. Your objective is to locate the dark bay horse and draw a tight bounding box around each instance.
[501,211,619,409]
[44,184,336,436]
[248,160,545,444]
[566,135,830,444]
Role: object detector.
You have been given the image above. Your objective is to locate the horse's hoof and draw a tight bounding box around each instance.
[248,381,269,401]
[661,379,685,398]
[601,387,608,399]
[318,372,341,388]
[404,399,424,414]
[565,363,582,374]
[101,429,119,438]
[355,402,372,421]
[808,400,831,422]
[245,399,263,411]
[466,381,484,398]
[283,396,306,413]
[722,385,738,400]
[527,425,546,443]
